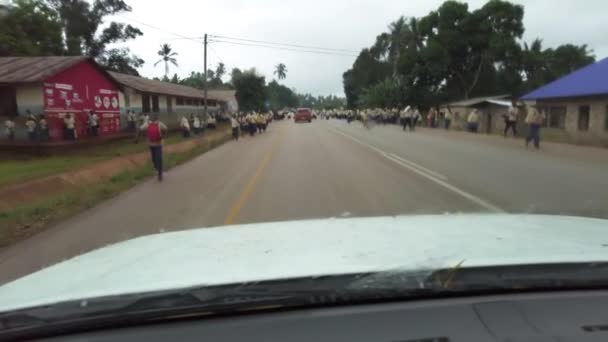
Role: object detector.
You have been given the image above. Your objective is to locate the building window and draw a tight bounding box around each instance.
[0,86,17,117]
[186,99,193,106]
[152,95,159,113]
[546,106,566,129]
[176,97,185,106]
[124,93,131,108]
[142,94,151,113]
[578,105,590,131]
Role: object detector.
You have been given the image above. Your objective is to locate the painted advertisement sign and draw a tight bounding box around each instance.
[43,60,121,140]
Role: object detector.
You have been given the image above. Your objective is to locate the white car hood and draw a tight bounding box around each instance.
[1,214,608,313]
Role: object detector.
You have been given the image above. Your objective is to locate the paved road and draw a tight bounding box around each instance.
[1,119,608,284]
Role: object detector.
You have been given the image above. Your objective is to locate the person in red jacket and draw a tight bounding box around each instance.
[141,114,168,181]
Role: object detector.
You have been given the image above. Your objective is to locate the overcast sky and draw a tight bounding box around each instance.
[110,0,608,97]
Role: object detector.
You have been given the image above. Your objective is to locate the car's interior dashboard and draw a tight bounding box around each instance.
[42,290,608,342]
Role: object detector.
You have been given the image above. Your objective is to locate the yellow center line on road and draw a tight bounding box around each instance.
[223,126,286,225]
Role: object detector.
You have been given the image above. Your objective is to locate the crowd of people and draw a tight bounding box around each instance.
[317,101,547,149]
[227,111,274,141]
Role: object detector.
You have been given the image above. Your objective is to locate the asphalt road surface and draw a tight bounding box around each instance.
[1,119,608,284]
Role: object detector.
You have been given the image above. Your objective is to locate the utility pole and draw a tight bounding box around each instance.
[203,33,208,118]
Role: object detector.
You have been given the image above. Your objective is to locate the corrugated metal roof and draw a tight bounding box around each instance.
[109,71,227,100]
[444,94,510,107]
[521,57,607,100]
[0,56,88,83]
[485,99,513,107]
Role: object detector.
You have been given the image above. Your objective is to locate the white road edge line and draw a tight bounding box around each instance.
[332,128,505,213]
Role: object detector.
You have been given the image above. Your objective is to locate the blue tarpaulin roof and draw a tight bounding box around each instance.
[521,57,608,100]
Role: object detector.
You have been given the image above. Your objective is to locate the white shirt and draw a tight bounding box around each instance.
[180,117,190,129]
[39,119,47,129]
[508,106,518,121]
[127,112,135,122]
[230,117,239,128]
[5,120,15,131]
[64,116,75,129]
[26,119,36,132]
[193,117,201,128]
[90,114,99,127]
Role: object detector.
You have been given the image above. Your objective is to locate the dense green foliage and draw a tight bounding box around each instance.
[0,0,144,75]
[344,0,596,109]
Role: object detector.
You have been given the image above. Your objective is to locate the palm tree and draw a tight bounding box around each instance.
[215,62,226,81]
[274,63,287,80]
[154,44,178,78]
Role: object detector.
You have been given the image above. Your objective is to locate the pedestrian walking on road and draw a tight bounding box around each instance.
[231,115,240,141]
[25,114,37,141]
[444,106,453,130]
[64,113,76,140]
[247,112,256,136]
[525,104,546,149]
[412,108,422,131]
[401,106,413,131]
[127,110,136,132]
[428,108,438,128]
[180,115,191,138]
[467,110,480,133]
[504,100,519,137]
[192,114,201,135]
[4,116,15,141]
[89,111,99,137]
[143,114,168,182]
[38,114,48,141]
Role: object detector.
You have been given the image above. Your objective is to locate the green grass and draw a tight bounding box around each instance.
[0,132,231,247]
[0,126,227,189]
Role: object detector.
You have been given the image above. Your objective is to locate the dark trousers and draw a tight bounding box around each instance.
[504,121,517,137]
[149,145,163,181]
[413,118,419,130]
[128,121,136,132]
[28,131,36,141]
[91,125,98,136]
[232,127,239,140]
[249,123,256,136]
[66,128,75,140]
[526,124,541,149]
[402,118,412,131]
[468,122,479,133]
[444,119,451,130]
[182,128,190,138]
[39,129,49,141]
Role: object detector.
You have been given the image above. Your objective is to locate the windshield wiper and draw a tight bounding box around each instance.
[0,272,436,340]
[4,263,608,341]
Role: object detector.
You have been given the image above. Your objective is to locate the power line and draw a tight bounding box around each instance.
[117,15,204,45]
[208,44,225,65]
[209,39,358,57]
[209,34,359,54]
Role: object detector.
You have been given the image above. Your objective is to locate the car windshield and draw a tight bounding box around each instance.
[1,0,608,320]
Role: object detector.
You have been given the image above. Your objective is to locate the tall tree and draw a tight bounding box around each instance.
[266,80,298,110]
[47,0,143,70]
[215,62,226,81]
[233,69,267,111]
[274,63,287,80]
[0,0,64,56]
[419,0,524,99]
[154,43,178,77]
[97,47,143,75]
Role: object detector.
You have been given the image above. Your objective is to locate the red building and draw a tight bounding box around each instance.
[0,57,122,141]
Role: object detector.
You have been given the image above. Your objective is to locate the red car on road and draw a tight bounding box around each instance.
[294,108,312,123]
